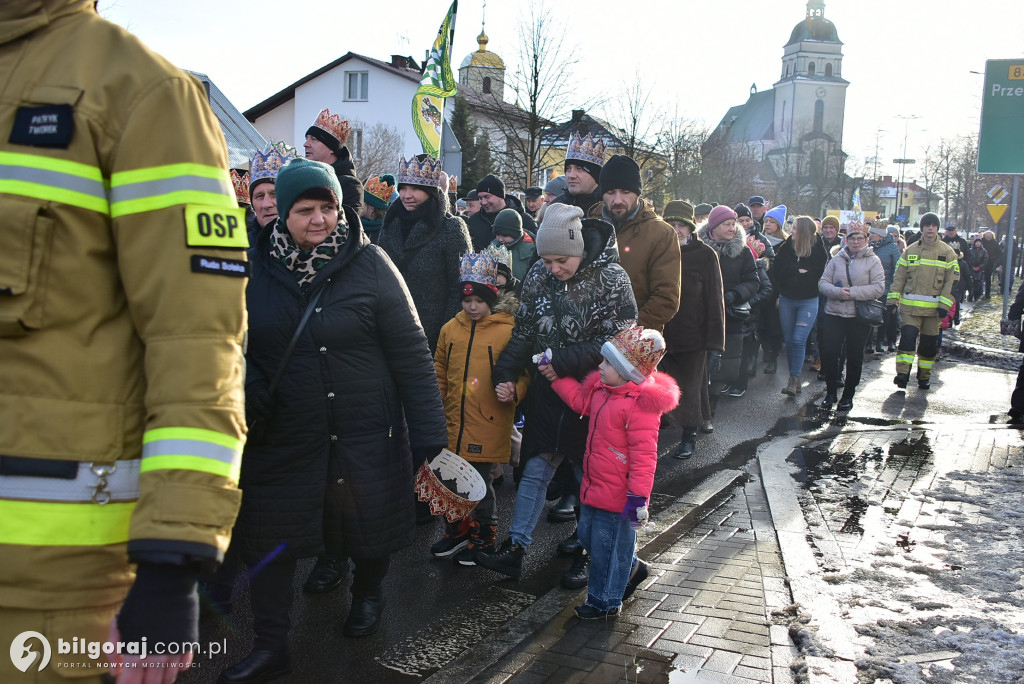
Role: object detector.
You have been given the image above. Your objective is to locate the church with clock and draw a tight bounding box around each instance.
[705,0,851,213]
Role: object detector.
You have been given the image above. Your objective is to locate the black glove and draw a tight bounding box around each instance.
[117,563,199,645]
[887,304,898,315]
[245,382,273,428]
[724,290,738,306]
[413,445,447,467]
[707,350,722,376]
[937,308,948,319]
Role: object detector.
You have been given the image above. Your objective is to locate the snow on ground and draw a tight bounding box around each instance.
[812,467,1024,683]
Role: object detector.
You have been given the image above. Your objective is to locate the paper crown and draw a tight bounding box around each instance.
[459,250,498,288]
[311,107,351,146]
[397,155,443,189]
[602,326,667,384]
[414,450,487,522]
[448,175,459,193]
[484,243,512,271]
[364,174,396,209]
[250,141,299,187]
[566,131,606,168]
[230,169,250,205]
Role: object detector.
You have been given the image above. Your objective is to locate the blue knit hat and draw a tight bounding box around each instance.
[764,204,787,229]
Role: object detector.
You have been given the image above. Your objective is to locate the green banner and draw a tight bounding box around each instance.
[413,1,458,158]
[978,59,1024,174]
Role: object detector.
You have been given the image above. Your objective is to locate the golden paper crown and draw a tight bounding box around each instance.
[459,251,498,288]
[312,108,351,146]
[397,155,443,189]
[606,326,667,383]
[230,169,250,205]
[414,450,486,523]
[566,131,606,168]
[250,141,299,186]
[364,175,395,207]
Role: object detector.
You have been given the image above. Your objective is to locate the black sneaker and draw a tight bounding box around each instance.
[476,538,525,579]
[430,519,473,558]
[719,384,732,394]
[574,603,621,620]
[893,372,909,389]
[726,386,745,398]
[561,548,589,589]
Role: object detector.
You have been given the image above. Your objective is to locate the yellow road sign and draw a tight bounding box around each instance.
[987,204,1008,223]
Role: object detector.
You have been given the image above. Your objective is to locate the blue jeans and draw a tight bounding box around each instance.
[777,295,819,378]
[577,504,637,611]
[508,455,581,548]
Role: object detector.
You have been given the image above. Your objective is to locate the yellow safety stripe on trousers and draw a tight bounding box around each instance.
[141,427,242,480]
[0,151,109,214]
[918,359,935,369]
[0,500,133,546]
[109,163,235,218]
[895,353,916,364]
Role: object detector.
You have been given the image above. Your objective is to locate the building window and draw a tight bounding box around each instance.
[825,63,833,77]
[482,76,491,94]
[345,72,368,101]
[348,128,363,159]
[814,99,824,132]
[786,65,791,77]
[807,62,816,76]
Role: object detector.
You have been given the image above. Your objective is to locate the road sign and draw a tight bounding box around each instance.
[896,215,907,222]
[988,185,1009,203]
[987,204,1008,223]
[893,158,916,164]
[978,59,1024,174]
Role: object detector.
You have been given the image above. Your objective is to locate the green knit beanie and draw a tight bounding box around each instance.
[493,208,523,238]
[275,158,342,220]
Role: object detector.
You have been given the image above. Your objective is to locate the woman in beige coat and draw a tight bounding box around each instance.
[817,223,885,411]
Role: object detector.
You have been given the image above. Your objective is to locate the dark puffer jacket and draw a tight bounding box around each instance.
[238,220,448,563]
[330,146,363,216]
[492,219,637,466]
[663,235,725,354]
[377,192,473,352]
[696,221,759,337]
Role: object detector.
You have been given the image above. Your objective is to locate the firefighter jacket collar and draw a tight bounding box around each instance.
[0,0,91,45]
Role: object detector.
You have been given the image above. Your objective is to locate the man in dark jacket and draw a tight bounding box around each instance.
[467,174,538,250]
[942,222,971,256]
[303,107,363,217]
[551,130,605,215]
[821,216,843,253]
[735,203,775,261]
[748,196,769,232]
[524,186,544,219]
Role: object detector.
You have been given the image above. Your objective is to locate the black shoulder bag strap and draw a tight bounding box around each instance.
[265,287,325,399]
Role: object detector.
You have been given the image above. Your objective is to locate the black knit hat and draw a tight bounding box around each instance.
[598,154,642,196]
[461,281,498,307]
[920,212,940,228]
[564,158,602,182]
[477,174,506,197]
[305,125,341,155]
[733,203,752,219]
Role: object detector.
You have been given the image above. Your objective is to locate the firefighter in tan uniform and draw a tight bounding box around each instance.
[886,212,959,390]
[0,2,247,682]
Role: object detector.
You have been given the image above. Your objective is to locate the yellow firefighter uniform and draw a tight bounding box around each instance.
[886,237,959,382]
[0,1,246,680]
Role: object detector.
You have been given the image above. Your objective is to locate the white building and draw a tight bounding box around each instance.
[243,52,460,176]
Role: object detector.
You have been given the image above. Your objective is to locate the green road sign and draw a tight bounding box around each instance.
[978,59,1024,174]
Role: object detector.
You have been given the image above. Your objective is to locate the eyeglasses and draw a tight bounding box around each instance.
[845,235,867,242]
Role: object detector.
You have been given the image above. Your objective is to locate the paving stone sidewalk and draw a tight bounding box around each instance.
[475,471,798,684]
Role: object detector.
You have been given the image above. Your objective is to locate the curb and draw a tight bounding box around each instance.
[422,468,747,684]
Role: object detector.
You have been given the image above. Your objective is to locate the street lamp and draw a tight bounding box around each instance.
[893,114,921,225]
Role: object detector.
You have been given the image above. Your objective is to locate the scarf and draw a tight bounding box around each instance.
[269,219,347,291]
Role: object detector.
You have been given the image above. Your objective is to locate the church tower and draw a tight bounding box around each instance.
[772,0,848,148]
[458,22,505,101]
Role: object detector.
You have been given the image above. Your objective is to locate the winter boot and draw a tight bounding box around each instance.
[837,390,854,411]
[455,522,497,566]
[820,389,837,408]
[781,376,799,396]
[430,517,473,558]
[476,537,525,579]
[893,372,909,389]
[673,428,697,459]
[561,547,590,589]
[558,529,581,556]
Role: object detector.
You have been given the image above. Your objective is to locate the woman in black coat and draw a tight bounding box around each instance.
[376,154,473,353]
[696,206,759,408]
[661,201,724,458]
[221,159,447,682]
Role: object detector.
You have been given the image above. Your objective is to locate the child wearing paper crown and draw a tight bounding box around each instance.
[551,326,679,619]
[431,250,530,565]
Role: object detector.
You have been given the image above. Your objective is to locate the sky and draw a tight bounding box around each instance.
[100,0,1024,183]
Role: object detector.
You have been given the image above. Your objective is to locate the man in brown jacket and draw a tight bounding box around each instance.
[590,154,681,331]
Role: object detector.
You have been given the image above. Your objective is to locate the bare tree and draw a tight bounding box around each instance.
[467,1,595,188]
[350,121,405,179]
[600,75,670,204]
[657,115,708,202]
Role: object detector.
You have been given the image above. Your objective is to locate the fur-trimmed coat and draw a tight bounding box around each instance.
[552,371,679,513]
[696,221,759,336]
[434,293,529,463]
[377,193,473,352]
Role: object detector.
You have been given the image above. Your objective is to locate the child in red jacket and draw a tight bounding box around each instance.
[551,326,680,619]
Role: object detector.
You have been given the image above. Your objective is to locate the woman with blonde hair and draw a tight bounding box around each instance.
[770,215,828,396]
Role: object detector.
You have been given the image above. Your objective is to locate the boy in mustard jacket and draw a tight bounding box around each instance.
[432,250,529,565]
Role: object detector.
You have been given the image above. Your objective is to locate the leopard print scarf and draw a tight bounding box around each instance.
[268,220,347,290]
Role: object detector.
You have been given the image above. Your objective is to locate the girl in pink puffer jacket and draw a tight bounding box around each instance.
[551,326,679,619]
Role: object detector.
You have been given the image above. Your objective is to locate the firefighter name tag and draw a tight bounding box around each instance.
[184,205,249,249]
